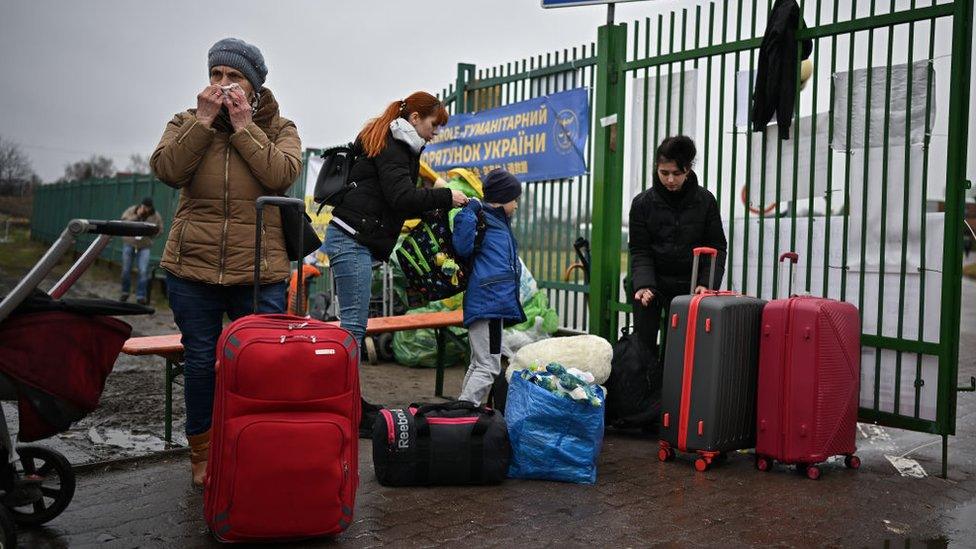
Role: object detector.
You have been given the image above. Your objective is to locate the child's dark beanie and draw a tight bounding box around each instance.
[482,169,522,204]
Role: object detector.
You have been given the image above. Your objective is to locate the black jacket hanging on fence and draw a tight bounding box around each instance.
[751,0,813,138]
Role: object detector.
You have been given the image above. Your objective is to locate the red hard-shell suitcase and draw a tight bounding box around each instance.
[658,247,766,471]
[204,197,361,542]
[754,252,861,480]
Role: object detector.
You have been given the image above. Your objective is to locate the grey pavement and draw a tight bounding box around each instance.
[13,279,976,548]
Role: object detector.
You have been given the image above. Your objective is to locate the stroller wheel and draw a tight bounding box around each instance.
[8,446,75,526]
[0,505,16,549]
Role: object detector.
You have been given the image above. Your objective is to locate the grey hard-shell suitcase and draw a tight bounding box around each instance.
[657,247,766,471]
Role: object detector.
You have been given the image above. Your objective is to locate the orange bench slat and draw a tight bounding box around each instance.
[121,310,465,357]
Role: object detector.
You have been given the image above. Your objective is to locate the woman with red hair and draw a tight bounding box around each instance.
[326,92,468,436]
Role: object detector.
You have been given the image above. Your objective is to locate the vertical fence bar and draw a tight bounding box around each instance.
[861,0,878,410]
[876,0,896,413]
[667,11,675,135]
[655,14,663,154]
[824,0,840,296]
[939,0,973,475]
[589,22,627,340]
[728,0,741,291]
[641,18,651,193]
[806,0,823,293]
[915,11,937,419]
[894,2,916,419]
[704,4,714,192]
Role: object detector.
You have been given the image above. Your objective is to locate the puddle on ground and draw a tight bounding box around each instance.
[86,427,168,454]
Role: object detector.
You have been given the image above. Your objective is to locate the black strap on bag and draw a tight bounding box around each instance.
[412,412,432,485]
[255,196,306,314]
[468,413,493,484]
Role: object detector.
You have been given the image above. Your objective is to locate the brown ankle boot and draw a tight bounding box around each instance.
[188,430,211,487]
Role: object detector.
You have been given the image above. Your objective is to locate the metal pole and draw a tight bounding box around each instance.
[588,22,627,340]
[607,2,615,25]
[937,0,973,467]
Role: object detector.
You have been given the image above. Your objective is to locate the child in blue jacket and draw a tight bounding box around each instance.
[453,168,527,404]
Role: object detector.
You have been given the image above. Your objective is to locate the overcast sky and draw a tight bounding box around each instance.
[0,0,681,182]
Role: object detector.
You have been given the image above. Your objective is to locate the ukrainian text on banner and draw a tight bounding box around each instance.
[422,88,590,182]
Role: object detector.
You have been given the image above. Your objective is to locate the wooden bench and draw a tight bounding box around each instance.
[121,310,465,443]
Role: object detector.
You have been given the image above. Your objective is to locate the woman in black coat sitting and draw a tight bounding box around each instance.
[628,135,728,352]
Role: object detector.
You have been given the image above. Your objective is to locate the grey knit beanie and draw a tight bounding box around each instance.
[208,38,267,91]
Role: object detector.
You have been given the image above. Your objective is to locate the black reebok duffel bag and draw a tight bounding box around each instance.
[371,400,510,486]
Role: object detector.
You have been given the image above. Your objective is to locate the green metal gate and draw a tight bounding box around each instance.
[438,0,972,474]
[438,49,599,333]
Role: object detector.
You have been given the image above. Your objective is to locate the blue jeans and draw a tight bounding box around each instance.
[166,272,286,436]
[121,244,152,299]
[323,227,373,347]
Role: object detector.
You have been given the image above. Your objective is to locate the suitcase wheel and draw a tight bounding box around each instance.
[657,448,675,462]
[694,458,710,472]
[755,456,772,472]
[805,465,822,480]
[844,455,861,470]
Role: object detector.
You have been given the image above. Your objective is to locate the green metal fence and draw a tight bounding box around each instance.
[439,45,599,333]
[31,173,306,266]
[437,0,972,473]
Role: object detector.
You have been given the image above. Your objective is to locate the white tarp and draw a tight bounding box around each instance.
[726,214,945,341]
[734,69,755,128]
[746,112,831,206]
[627,69,698,203]
[725,214,945,422]
[832,60,936,150]
[845,142,948,272]
[305,153,324,197]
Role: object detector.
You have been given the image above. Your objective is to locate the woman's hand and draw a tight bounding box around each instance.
[224,87,253,132]
[634,288,655,306]
[196,85,223,128]
[450,189,469,207]
[693,285,709,295]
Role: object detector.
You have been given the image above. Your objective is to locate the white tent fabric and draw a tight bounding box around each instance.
[831,60,936,150]
[627,69,698,204]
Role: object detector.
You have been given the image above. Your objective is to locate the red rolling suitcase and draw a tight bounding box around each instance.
[658,247,767,471]
[204,197,361,542]
[754,252,861,480]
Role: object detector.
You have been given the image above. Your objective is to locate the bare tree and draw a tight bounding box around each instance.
[0,136,36,195]
[126,153,151,175]
[62,155,116,182]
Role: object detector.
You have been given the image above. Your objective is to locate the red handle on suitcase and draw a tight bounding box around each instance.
[691,247,718,293]
[779,251,798,297]
[255,196,307,315]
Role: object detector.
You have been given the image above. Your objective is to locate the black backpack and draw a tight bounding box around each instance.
[605,326,663,430]
[313,143,361,211]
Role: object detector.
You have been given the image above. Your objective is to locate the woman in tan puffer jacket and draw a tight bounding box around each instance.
[149,37,301,487]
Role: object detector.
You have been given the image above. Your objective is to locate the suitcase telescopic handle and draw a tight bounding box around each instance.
[254,197,306,312]
[779,251,799,297]
[691,247,718,293]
